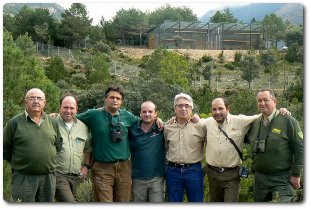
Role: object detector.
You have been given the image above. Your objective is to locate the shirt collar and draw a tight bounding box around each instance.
[25,110,45,125]
[262,109,278,125]
[138,120,157,131]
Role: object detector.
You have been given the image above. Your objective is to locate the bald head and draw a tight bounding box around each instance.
[60,95,78,122]
[140,101,157,124]
[24,88,46,115]
[25,88,45,100]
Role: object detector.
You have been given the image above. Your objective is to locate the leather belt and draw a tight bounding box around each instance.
[107,159,126,164]
[208,164,238,173]
[168,161,200,168]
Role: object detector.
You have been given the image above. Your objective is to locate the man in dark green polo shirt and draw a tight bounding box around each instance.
[246,90,303,202]
[3,88,62,202]
[129,101,166,202]
[77,86,138,202]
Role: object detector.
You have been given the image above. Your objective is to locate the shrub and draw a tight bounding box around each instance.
[201,54,213,62]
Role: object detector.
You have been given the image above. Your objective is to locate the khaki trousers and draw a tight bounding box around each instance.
[91,160,132,202]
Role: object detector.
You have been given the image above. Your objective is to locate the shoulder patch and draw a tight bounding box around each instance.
[272,128,282,135]
[298,131,303,140]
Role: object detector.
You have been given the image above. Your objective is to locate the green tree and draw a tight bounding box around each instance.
[210,8,237,23]
[111,8,148,45]
[58,3,92,48]
[260,49,278,89]
[148,4,197,26]
[159,51,190,90]
[3,32,60,124]
[13,6,57,43]
[139,48,168,79]
[88,25,106,45]
[240,53,260,89]
[261,13,286,48]
[284,26,303,47]
[202,64,212,86]
[88,53,111,85]
[45,56,68,83]
[15,33,36,56]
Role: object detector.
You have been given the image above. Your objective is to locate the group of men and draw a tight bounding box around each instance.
[3,86,303,203]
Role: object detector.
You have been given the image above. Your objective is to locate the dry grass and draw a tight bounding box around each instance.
[118,47,248,62]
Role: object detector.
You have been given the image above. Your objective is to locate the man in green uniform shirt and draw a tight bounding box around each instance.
[54,94,92,202]
[246,90,303,202]
[76,86,139,202]
[3,88,62,202]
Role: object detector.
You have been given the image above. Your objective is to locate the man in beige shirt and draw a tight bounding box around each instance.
[205,98,258,202]
[164,93,207,202]
[205,97,289,202]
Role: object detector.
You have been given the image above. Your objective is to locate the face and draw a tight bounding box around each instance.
[256,91,276,116]
[211,98,229,123]
[175,98,192,120]
[25,89,46,114]
[60,96,78,123]
[140,102,157,124]
[105,91,123,112]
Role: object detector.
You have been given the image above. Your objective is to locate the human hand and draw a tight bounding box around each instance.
[290,176,301,189]
[279,108,291,116]
[49,113,59,119]
[167,116,176,125]
[190,114,200,123]
[79,166,89,179]
[156,118,164,131]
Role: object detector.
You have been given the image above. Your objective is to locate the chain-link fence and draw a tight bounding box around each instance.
[35,42,75,60]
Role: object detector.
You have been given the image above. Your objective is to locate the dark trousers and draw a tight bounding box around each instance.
[254,171,296,202]
[166,163,204,202]
[11,171,56,202]
[206,165,240,202]
[55,172,81,202]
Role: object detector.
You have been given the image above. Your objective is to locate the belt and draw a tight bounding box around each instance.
[66,173,79,176]
[168,161,200,168]
[208,164,238,173]
[107,159,126,164]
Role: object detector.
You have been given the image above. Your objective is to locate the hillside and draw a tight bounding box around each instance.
[119,47,242,62]
[3,3,65,19]
[199,3,303,25]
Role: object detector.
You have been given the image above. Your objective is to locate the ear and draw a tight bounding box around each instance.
[227,106,231,112]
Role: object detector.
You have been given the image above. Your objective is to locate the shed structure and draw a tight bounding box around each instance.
[148,20,263,50]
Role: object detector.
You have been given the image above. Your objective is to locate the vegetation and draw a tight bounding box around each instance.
[3,3,304,203]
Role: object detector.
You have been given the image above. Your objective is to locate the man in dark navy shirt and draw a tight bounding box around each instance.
[129,101,166,202]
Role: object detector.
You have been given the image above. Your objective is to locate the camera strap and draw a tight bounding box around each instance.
[218,126,243,160]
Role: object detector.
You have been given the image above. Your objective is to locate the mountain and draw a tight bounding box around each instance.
[199,3,303,25]
[3,3,65,19]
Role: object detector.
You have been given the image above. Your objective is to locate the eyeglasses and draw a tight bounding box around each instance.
[26,96,45,101]
[257,99,272,104]
[176,104,192,109]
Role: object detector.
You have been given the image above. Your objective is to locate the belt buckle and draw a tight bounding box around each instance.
[218,167,224,173]
[180,164,185,167]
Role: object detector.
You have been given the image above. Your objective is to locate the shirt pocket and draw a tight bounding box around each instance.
[74,137,86,150]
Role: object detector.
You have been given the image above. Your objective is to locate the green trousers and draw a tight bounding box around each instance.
[206,165,240,202]
[11,171,56,202]
[254,171,296,202]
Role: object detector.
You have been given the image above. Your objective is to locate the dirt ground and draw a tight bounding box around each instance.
[119,47,247,62]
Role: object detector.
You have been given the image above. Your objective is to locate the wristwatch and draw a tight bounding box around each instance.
[83,163,92,169]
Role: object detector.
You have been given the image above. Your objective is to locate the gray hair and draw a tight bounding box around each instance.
[174,93,194,109]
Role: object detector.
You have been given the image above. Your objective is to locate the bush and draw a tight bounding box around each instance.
[201,54,213,62]
[224,62,235,70]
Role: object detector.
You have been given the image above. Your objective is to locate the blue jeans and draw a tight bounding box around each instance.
[166,162,204,202]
